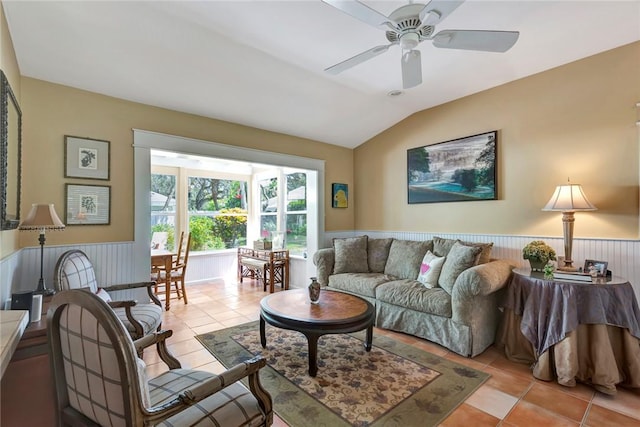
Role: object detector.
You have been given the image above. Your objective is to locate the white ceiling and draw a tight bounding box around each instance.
[3,1,640,149]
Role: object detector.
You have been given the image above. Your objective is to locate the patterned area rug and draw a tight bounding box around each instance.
[196,321,488,427]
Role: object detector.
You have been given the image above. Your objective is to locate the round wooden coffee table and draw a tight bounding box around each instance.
[259,288,375,377]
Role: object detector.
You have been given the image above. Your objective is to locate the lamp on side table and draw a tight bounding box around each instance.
[542,179,596,271]
[18,204,65,295]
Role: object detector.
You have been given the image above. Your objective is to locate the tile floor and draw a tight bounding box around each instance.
[146,279,640,427]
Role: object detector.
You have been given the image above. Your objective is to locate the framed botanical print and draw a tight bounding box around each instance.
[65,135,110,180]
[65,184,111,225]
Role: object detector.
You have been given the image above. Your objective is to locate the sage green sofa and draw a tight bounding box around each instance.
[313,236,514,357]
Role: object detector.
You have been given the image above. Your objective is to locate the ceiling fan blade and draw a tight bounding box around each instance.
[325,44,392,74]
[433,30,519,52]
[401,50,422,89]
[322,0,392,29]
[419,0,465,26]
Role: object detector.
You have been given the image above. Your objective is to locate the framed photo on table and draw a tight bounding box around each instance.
[65,184,111,225]
[65,135,110,180]
[584,259,608,277]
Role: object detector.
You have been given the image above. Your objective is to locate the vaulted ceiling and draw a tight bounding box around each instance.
[3,1,639,148]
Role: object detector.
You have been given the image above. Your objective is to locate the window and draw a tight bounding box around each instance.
[187,176,248,250]
[151,171,177,250]
[150,150,313,257]
[286,172,307,256]
[257,171,307,256]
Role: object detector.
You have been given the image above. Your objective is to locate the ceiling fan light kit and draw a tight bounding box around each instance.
[323,0,519,89]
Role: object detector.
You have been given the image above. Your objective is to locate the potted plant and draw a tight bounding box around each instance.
[522,240,556,271]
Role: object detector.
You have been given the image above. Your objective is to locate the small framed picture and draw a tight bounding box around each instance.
[65,135,110,180]
[584,259,608,277]
[332,183,348,208]
[65,184,111,225]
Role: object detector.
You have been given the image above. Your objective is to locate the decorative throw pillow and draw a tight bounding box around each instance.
[367,238,394,273]
[384,240,433,280]
[438,242,482,294]
[417,251,446,288]
[95,288,112,303]
[333,236,369,274]
[432,236,458,257]
[460,240,494,265]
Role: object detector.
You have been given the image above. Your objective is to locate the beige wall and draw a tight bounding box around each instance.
[354,42,640,240]
[0,3,21,258]
[17,78,354,249]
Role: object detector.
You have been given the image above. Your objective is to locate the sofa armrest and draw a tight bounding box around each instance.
[312,248,335,286]
[452,259,514,300]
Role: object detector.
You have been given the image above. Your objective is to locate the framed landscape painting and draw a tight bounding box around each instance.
[407,131,497,204]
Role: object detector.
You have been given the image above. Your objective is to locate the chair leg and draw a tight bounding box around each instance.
[180,278,188,304]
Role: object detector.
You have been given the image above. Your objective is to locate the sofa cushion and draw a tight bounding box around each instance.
[384,240,433,280]
[333,236,369,274]
[417,251,446,289]
[438,242,482,294]
[460,240,494,265]
[434,237,493,265]
[375,280,452,318]
[367,238,394,273]
[328,273,392,298]
[432,236,457,257]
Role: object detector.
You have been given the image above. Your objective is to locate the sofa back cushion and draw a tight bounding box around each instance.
[460,240,493,265]
[384,240,432,280]
[333,236,369,274]
[438,242,482,294]
[433,236,493,265]
[367,238,394,273]
[433,236,458,257]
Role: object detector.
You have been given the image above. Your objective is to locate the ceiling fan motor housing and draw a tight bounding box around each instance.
[385,3,435,45]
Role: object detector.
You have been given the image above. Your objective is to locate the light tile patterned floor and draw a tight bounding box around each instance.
[144,279,640,427]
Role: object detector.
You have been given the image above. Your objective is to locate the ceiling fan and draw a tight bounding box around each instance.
[322,0,519,89]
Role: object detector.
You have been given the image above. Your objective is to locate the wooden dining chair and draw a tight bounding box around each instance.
[152,232,191,306]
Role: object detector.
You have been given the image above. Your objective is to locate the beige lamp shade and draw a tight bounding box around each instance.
[542,183,597,212]
[19,204,65,231]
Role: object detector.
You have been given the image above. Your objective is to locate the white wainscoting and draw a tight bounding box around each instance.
[323,231,640,301]
[2,233,638,305]
[0,244,313,305]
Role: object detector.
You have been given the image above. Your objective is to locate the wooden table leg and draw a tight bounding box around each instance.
[260,316,267,348]
[306,333,320,377]
[364,324,373,351]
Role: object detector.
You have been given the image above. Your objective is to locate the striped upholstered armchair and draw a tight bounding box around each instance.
[47,289,273,426]
[53,249,162,341]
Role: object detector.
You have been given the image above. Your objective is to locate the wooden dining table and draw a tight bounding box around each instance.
[151,249,176,311]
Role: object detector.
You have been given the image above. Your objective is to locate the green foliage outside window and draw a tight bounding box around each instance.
[189,216,225,251]
[212,208,247,248]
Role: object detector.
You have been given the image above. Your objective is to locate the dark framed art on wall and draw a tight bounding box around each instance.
[407,131,497,204]
[65,135,110,180]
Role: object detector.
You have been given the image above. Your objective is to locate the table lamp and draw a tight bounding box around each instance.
[542,180,596,271]
[19,203,65,295]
